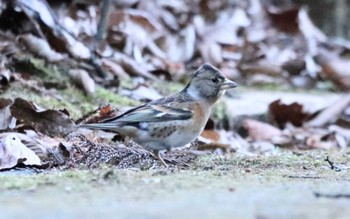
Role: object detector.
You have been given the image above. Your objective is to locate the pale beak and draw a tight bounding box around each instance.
[221,78,238,90]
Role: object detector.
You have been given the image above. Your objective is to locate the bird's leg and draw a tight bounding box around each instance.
[153,150,168,167]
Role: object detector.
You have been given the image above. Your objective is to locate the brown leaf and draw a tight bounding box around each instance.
[200,130,221,142]
[267,6,299,34]
[198,130,243,153]
[243,119,282,141]
[10,98,76,137]
[269,99,310,128]
[79,105,118,125]
[0,133,41,170]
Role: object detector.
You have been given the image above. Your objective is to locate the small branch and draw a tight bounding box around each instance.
[325,156,341,172]
[95,0,112,49]
[314,192,350,199]
[284,175,325,179]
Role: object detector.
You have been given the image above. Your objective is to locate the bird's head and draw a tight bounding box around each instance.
[184,64,238,103]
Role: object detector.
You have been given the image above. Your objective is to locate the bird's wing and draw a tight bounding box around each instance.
[101,103,193,125]
[80,94,194,131]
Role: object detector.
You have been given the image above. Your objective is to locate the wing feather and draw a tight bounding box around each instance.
[99,103,192,125]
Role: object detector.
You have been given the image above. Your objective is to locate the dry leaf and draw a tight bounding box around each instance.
[199,42,223,66]
[120,83,162,101]
[201,130,221,142]
[10,98,76,137]
[69,69,96,94]
[109,9,164,60]
[267,6,299,34]
[306,135,335,150]
[112,52,155,79]
[18,34,66,62]
[65,36,92,60]
[308,95,350,127]
[0,61,12,88]
[318,54,350,90]
[269,99,310,128]
[0,133,41,170]
[243,119,282,141]
[101,58,130,78]
[0,98,13,130]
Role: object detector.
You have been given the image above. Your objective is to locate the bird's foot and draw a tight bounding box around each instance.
[152,150,168,168]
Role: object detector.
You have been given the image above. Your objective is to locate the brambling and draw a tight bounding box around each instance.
[80,64,237,166]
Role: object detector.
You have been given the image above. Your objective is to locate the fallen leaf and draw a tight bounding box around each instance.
[18,34,66,62]
[120,83,162,101]
[0,133,41,170]
[69,69,96,94]
[317,53,350,90]
[329,125,350,141]
[10,98,76,137]
[267,6,299,34]
[101,58,130,78]
[199,42,223,66]
[308,95,350,127]
[269,99,310,128]
[306,135,335,150]
[0,60,12,88]
[200,130,221,142]
[112,52,155,79]
[0,98,13,130]
[243,119,282,141]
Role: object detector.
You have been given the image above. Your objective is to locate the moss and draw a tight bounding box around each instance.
[95,87,140,107]
[2,82,141,119]
[13,56,68,84]
[2,82,87,119]
[152,81,184,96]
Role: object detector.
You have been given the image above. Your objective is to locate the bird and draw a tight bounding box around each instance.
[80,64,238,166]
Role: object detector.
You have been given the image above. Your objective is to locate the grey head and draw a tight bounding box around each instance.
[183,64,238,103]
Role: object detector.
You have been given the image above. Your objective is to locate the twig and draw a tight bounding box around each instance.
[284,175,325,179]
[91,0,112,78]
[325,156,341,172]
[95,0,112,47]
[314,192,350,199]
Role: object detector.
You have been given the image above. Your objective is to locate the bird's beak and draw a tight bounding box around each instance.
[221,78,238,90]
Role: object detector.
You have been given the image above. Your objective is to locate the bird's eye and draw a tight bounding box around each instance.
[211,77,219,83]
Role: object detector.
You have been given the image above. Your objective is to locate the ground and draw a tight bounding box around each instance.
[1,150,350,219]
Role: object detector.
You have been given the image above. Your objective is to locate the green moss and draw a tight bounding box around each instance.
[152,81,184,96]
[2,82,141,119]
[95,87,140,107]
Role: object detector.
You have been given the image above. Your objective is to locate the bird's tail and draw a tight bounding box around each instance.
[79,123,121,131]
